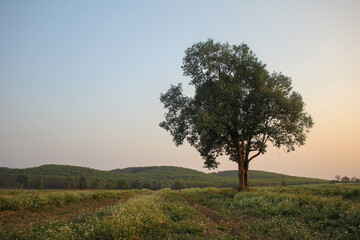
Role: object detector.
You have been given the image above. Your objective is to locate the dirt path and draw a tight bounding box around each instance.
[183,195,268,240]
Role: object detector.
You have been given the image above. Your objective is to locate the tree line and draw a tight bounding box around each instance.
[13,174,189,190]
[331,175,360,184]
[0,165,329,190]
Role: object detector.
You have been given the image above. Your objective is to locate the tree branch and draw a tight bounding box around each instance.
[248,151,261,162]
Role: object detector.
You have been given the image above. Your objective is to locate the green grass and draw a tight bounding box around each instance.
[1,189,205,240]
[0,189,148,211]
[1,184,359,239]
[182,184,360,239]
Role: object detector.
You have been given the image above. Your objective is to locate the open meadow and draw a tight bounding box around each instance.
[1,184,359,239]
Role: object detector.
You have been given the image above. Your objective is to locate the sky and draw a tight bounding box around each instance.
[0,0,359,180]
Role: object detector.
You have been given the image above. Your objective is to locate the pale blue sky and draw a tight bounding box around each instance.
[1,0,359,179]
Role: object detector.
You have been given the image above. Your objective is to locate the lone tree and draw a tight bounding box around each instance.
[160,39,313,190]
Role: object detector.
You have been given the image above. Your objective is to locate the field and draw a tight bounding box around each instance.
[1,184,359,239]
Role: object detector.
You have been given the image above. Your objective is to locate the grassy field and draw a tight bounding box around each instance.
[1,184,359,239]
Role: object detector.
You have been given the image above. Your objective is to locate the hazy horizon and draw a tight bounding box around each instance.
[1,1,359,180]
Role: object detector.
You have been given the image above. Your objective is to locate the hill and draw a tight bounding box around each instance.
[212,170,328,186]
[213,170,290,178]
[0,165,328,189]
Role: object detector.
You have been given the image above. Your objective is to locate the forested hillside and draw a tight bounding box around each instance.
[0,165,328,190]
[211,170,327,186]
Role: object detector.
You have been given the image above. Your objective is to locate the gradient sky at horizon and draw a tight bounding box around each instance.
[1,0,359,180]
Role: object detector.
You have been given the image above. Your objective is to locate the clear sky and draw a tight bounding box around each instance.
[1,0,359,180]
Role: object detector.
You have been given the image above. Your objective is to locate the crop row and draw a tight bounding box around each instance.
[0,189,149,211]
[1,190,205,239]
[182,185,360,239]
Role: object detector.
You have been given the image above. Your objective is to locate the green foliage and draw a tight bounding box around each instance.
[0,165,328,190]
[35,177,45,189]
[1,186,359,239]
[1,190,204,239]
[182,185,360,239]
[117,179,129,190]
[91,177,101,189]
[63,176,76,189]
[0,189,146,211]
[142,182,151,189]
[16,174,31,189]
[131,179,141,189]
[79,176,88,190]
[213,169,291,178]
[105,178,115,189]
[212,170,328,186]
[172,179,187,190]
[160,39,313,189]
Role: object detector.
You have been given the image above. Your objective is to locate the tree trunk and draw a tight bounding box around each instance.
[236,141,248,191]
[238,162,249,191]
[244,160,249,189]
[237,160,245,191]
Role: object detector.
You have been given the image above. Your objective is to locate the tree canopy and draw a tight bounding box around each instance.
[91,177,102,189]
[16,174,31,189]
[64,176,76,189]
[117,179,129,190]
[172,179,187,190]
[160,39,313,190]
[79,176,88,190]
